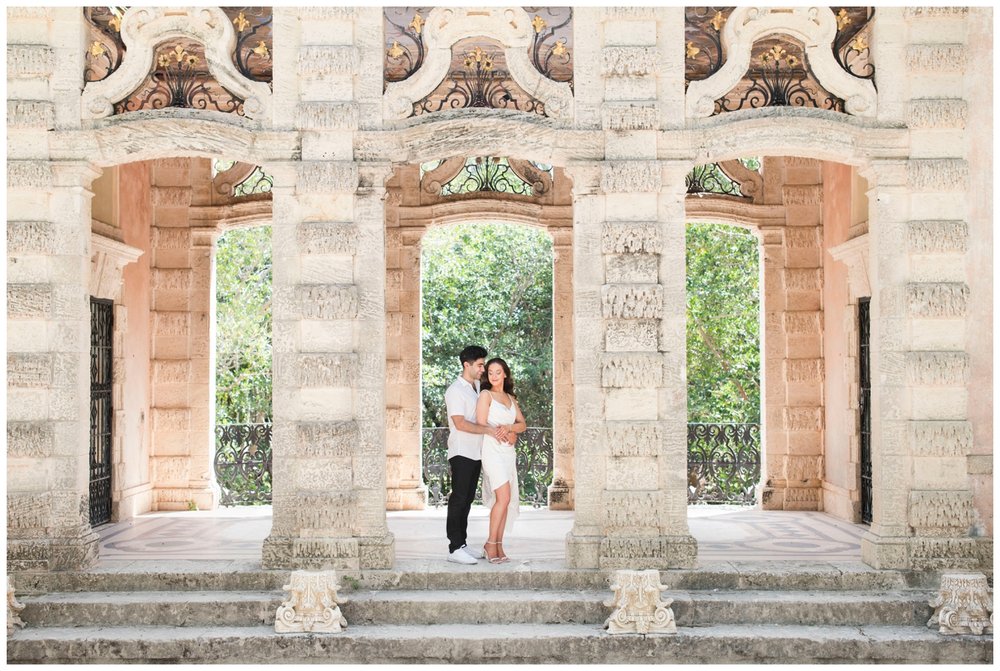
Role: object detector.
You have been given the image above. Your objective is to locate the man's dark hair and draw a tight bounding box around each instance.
[459,345,488,365]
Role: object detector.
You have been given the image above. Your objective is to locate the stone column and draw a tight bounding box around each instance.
[7,8,101,570]
[761,158,825,510]
[861,8,989,570]
[148,159,218,511]
[384,174,427,510]
[547,229,575,509]
[8,159,103,570]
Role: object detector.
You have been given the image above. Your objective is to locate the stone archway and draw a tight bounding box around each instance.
[383,160,576,512]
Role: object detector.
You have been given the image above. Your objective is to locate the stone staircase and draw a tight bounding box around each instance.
[8,561,993,664]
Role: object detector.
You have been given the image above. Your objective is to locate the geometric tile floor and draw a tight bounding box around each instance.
[96,505,865,567]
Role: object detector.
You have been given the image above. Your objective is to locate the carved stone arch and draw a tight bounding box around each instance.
[81,7,272,122]
[685,197,785,230]
[380,114,599,166]
[383,7,573,122]
[83,117,288,168]
[689,115,885,170]
[686,7,877,118]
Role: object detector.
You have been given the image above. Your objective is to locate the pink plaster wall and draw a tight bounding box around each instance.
[118,161,154,517]
[821,161,856,521]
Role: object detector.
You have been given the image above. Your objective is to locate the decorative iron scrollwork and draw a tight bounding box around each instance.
[422,427,553,507]
[524,7,574,92]
[114,40,246,115]
[84,6,128,83]
[384,7,431,88]
[412,40,546,117]
[427,157,551,197]
[687,163,744,197]
[714,38,844,114]
[687,423,761,505]
[684,7,733,89]
[831,7,875,82]
[214,423,273,506]
[224,7,273,86]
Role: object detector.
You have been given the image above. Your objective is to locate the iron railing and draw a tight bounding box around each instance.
[422,427,553,508]
[687,422,761,504]
[212,422,761,508]
[214,423,273,505]
[89,298,114,526]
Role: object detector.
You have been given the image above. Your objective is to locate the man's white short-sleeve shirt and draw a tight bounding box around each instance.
[444,376,482,461]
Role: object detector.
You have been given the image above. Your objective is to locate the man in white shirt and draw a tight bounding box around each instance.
[444,345,510,564]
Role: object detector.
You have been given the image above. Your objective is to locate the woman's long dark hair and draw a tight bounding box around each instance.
[481,357,516,397]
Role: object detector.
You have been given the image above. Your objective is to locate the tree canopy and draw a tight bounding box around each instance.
[215,225,273,424]
[420,222,554,428]
[686,222,760,423]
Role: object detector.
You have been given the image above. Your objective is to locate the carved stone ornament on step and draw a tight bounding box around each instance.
[927,572,993,635]
[274,570,349,633]
[7,576,26,635]
[604,569,677,635]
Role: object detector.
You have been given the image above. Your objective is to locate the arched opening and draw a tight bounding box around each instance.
[683,155,872,563]
[419,220,555,508]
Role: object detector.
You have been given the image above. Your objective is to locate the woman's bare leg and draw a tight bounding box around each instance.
[492,482,511,559]
[487,482,511,559]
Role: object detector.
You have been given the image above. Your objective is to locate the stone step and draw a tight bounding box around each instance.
[13,559,938,595]
[20,589,934,628]
[7,623,992,664]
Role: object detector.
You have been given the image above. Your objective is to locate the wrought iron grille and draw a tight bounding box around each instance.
[214,423,273,505]
[687,423,761,504]
[89,298,114,526]
[858,297,872,524]
[686,162,746,197]
[422,427,553,508]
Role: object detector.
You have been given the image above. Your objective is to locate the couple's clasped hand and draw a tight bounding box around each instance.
[493,424,514,442]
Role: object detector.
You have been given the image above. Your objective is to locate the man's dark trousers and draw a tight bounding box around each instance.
[446,455,482,553]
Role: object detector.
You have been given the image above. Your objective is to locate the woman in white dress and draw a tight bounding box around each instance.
[476,357,527,563]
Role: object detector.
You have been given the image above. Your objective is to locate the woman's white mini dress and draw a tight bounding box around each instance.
[480,392,519,533]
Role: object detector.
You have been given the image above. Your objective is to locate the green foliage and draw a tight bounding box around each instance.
[421,222,553,428]
[215,226,272,424]
[686,222,760,423]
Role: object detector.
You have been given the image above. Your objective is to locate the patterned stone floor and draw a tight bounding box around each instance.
[95,505,866,567]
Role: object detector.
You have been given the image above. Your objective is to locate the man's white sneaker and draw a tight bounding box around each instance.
[462,544,485,559]
[447,547,478,565]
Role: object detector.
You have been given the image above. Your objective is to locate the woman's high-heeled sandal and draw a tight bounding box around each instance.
[484,541,504,564]
[495,542,510,563]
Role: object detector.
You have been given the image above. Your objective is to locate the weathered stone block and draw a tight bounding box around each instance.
[907,99,968,129]
[599,535,697,569]
[907,159,969,191]
[905,44,968,72]
[601,104,659,131]
[602,223,661,254]
[295,102,359,131]
[905,351,969,386]
[607,456,659,491]
[7,353,51,387]
[298,223,358,255]
[289,421,359,458]
[909,491,976,536]
[7,422,53,458]
[7,284,52,319]
[910,537,983,570]
[607,422,662,457]
[7,161,52,189]
[601,284,662,319]
[7,45,55,78]
[601,353,663,388]
[601,47,658,77]
[605,319,659,351]
[297,46,359,78]
[295,353,359,388]
[297,162,359,193]
[7,100,55,129]
[909,421,972,457]
[906,283,968,317]
[907,220,968,253]
[297,285,358,319]
[601,162,661,193]
[606,389,658,421]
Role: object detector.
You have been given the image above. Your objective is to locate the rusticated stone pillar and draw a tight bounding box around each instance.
[8,159,103,570]
[547,231,575,510]
[760,157,825,511]
[148,159,219,511]
[262,159,394,570]
[566,7,696,569]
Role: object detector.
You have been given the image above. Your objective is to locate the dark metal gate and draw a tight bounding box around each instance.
[858,297,872,524]
[90,298,114,526]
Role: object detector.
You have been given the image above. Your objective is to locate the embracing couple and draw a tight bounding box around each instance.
[444,345,528,565]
